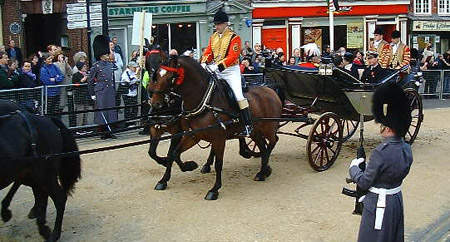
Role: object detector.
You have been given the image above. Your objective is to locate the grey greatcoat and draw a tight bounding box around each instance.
[88,60,118,125]
[349,136,413,242]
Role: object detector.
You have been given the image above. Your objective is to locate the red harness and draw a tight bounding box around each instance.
[160,65,185,85]
[145,50,160,58]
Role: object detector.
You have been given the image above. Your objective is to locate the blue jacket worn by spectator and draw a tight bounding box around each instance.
[40,63,64,96]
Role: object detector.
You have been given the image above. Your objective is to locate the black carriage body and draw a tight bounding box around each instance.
[265,66,374,121]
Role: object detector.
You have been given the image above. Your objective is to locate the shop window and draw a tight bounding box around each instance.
[170,22,196,55]
[439,0,450,15]
[415,0,431,14]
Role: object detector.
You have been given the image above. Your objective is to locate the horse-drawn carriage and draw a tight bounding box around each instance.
[244,64,424,172]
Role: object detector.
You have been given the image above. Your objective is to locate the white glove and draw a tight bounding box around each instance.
[349,158,365,168]
[208,64,218,72]
[201,63,207,69]
[91,95,96,101]
[358,195,366,203]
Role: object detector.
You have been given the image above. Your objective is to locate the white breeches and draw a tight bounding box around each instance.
[216,65,245,102]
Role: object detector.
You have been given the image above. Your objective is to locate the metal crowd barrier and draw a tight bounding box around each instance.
[421,70,450,100]
[0,82,144,132]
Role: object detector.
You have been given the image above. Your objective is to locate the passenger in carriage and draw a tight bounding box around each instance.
[361,51,386,84]
[298,43,321,68]
[342,52,360,79]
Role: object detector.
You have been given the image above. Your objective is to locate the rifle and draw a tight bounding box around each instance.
[342,146,367,215]
[342,112,368,215]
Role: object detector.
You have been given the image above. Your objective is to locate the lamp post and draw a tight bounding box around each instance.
[101,0,108,36]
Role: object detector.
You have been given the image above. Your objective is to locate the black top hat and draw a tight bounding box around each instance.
[214,9,229,24]
[391,30,401,39]
[366,51,378,58]
[372,82,412,137]
[93,35,110,61]
[374,28,385,35]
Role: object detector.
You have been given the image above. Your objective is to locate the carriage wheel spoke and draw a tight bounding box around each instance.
[311,144,321,155]
[323,146,330,165]
[327,147,336,156]
[313,148,322,165]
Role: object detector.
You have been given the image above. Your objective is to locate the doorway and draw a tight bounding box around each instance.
[24,14,65,56]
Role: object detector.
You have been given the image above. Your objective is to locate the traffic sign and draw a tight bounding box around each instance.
[67,12,102,22]
[66,3,101,15]
[67,19,102,30]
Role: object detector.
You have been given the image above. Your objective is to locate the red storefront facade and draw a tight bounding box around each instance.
[251,0,410,58]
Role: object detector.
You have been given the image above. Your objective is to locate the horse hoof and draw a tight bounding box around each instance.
[181,161,198,172]
[46,233,59,242]
[254,167,272,181]
[200,165,211,174]
[1,209,12,222]
[253,174,266,181]
[154,182,167,190]
[39,225,51,239]
[204,191,219,200]
[28,206,38,219]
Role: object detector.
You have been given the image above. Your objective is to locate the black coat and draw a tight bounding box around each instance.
[361,64,386,84]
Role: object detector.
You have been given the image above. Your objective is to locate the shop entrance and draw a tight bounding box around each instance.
[24,13,65,56]
[262,27,286,53]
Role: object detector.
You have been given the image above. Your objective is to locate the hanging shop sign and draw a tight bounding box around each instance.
[413,21,450,31]
[347,22,364,49]
[108,5,203,17]
[42,0,53,14]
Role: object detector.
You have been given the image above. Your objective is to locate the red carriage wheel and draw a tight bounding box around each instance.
[341,119,359,142]
[306,112,343,172]
[403,88,424,144]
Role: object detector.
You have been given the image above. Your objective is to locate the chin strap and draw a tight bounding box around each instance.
[160,65,185,85]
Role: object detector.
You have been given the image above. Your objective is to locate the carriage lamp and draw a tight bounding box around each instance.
[319,64,326,75]
[326,64,333,75]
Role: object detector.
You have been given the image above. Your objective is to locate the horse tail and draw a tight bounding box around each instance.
[51,118,82,195]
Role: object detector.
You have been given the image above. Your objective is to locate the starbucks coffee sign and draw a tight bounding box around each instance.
[413,21,450,31]
[108,5,203,17]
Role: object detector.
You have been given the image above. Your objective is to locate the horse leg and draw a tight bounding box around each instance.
[148,127,171,167]
[253,136,272,181]
[205,140,225,200]
[33,187,51,240]
[1,181,20,222]
[171,135,199,172]
[201,148,215,174]
[238,138,253,159]
[47,179,67,242]
[154,161,172,190]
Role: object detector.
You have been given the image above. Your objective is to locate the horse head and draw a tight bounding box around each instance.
[147,55,181,110]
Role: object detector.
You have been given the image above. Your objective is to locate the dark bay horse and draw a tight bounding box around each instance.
[144,51,258,190]
[0,100,81,241]
[148,56,282,200]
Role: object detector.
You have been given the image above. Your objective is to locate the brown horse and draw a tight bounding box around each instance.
[144,51,260,190]
[148,56,282,200]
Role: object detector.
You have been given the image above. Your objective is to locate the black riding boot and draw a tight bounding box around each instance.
[239,107,253,136]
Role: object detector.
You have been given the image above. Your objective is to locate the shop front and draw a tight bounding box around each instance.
[91,0,252,63]
[411,20,450,54]
[251,0,409,58]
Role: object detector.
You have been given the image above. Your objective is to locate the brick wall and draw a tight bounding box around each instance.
[2,0,89,66]
[2,0,22,48]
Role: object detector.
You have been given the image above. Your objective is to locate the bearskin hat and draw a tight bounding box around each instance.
[372,82,412,137]
[214,9,229,24]
[93,35,110,61]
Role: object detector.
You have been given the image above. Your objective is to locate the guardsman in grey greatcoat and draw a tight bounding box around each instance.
[88,35,118,139]
[349,81,413,242]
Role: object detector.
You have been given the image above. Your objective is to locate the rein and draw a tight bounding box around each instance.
[183,77,216,118]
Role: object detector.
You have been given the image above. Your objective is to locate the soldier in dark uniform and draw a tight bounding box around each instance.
[360,51,386,84]
[88,35,118,139]
[349,82,413,242]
